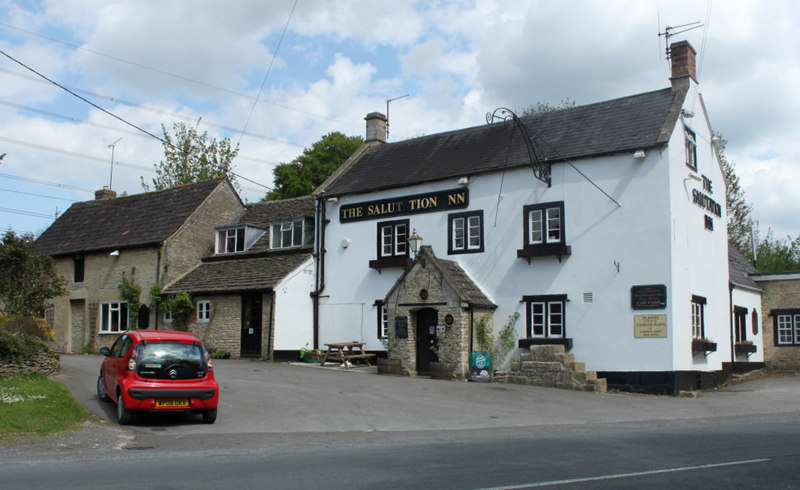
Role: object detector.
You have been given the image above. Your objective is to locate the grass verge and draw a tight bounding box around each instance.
[0,372,89,444]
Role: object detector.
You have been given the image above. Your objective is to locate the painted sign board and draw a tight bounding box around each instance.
[339,188,469,223]
[631,284,667,310]
[634,314,668,338]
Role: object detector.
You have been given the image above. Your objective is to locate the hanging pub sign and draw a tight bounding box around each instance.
[631,284,667,310]
[339,188,469,223]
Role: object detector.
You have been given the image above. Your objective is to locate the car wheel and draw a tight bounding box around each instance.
[202,408,217,424]
[116,392,133,425]
[96,374,110,402]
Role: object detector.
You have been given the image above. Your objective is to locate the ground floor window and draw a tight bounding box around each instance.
[524,295,566,338]
[376,301,389,339]
[775,310,800,345]
[734,306,748,343]
[100,302,128,333]
[197,300,211,323]
[691,295,706,339]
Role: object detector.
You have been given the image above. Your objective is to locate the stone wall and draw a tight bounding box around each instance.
[0,352,61,377]
[757,276,800,369]
[494,344,607,392]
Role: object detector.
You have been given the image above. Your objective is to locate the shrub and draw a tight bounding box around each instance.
[0,315,54,342]
[0,329,49,358]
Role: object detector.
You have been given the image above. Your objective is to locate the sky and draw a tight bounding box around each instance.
[0,0,798,241]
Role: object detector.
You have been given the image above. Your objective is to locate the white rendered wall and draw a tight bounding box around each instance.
[731,286,764,364]
[272,257,316,351]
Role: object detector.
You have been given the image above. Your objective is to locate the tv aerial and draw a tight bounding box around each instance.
[659,21,703,60]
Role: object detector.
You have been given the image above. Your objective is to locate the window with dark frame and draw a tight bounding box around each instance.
[775,310,800,346]
[448,210,484,254]
[685,125,698,171]
[734,306,748,343]
[524,295,567,339]
[518,202,570,260]
[691,295,706,339]
[73,257,84,283]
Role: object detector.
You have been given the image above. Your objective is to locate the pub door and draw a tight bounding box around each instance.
[240,293,262,357]
[415,308,439,375]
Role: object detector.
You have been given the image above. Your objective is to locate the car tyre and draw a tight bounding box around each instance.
[97,374,110,402]
[116,393,134,425]
[202,408,217,424]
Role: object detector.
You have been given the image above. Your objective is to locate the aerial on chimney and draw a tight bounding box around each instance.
[669,40,697,82]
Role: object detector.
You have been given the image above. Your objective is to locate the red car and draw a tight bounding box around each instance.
[97,330,219,425]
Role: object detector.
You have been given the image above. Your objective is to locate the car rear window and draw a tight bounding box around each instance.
[136,342,207,380]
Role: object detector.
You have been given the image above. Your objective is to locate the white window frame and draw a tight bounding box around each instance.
[692,296,706,339]
[163,310,173,324]
[217,227,245,254]
[378,220,408,258]
[197,300,211,323]
[379,304,389,339]
[685,125,698,171]
[449,211,483,254]
[100,301,129,333]
[776,313,800,345]
[271,219,305,250]
[524,202,564,247]
[527,298,565,339]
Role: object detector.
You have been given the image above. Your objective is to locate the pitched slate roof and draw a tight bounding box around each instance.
[323,85,685,196]
[729,243,762,291]
[164,195,316,294]
[386,246,495,308]
[31,178,229,257]
[163,252,312,294]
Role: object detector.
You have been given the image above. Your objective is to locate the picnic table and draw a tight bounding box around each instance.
[320,342,376,369]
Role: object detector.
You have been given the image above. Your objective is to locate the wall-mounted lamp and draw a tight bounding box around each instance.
[408,228,422,257]
[633,150,646,160]
[457,176,469,185]
[711,135,722,147]
[341,238,350,248]
[681,109,695,118]
[109,250,120,256]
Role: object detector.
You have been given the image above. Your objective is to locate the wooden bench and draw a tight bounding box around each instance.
[320,342,376,368]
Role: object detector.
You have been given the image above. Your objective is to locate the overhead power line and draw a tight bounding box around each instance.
[0,206,56,219]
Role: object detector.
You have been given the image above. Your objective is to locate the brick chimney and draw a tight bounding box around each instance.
[95,186,117,200]
[365,112,387,143]
[670,41,697,82]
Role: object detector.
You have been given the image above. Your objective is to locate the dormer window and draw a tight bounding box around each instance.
[217,227,245,254]
[215,224,264,255]
[270,218,312,250]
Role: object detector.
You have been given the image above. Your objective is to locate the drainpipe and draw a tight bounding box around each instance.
[311,194,328,350]
[155,246,162,330]
[729,282,735,371]
[468,306,474,354]
[266,289,275,360]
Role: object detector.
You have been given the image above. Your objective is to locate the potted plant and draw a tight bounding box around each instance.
[735,340,757,354]
[692,337,717,354]
[377,335,403,375]
[429,340,456,380]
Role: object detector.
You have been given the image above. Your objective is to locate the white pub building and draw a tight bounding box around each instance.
[312,42,737,394]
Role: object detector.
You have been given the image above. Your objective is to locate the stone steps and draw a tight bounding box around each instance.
[495,344,606,393]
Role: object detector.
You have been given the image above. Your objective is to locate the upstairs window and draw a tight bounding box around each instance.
[685,125,697,171]
[518,202,570,261]
[379,219,408,258]
[73,257,85,283]
[448,211,483,254]
[271,219,312,250]
[217,227,245,254]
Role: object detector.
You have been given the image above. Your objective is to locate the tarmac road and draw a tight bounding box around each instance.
[8,354,800,453]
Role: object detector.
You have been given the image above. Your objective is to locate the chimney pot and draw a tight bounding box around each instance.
[670,41,697,82]
[365,112,387,143]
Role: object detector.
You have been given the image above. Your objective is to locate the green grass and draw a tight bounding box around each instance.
[0,373,89,443]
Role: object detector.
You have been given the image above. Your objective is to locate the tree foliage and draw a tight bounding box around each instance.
[752,230,800,272]
[521,98,577,117]
[142,122,239,191]
[0,231,66,317]
[264,131,363,201]
[718,133,755,255]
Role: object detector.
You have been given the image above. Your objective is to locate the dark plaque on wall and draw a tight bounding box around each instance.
[631,284,667,310]
[395,316,408,338]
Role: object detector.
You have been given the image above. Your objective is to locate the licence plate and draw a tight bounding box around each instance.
[155,399,189,408]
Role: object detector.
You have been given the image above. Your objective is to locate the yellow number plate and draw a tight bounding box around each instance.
[155,399,189,408]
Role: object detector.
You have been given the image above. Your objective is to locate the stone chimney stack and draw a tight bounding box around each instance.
[365,112,387,143]
[670,41,697,82]
[95,186,117,200]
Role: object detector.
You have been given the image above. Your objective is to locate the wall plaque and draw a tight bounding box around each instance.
[395,317,408,339]
[631,284,667,310]
[634,314,668,338]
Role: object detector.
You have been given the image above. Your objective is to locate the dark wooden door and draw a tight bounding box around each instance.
[416,308,438,375]
[241,293,262,357]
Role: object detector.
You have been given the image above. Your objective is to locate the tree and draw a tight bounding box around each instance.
[521,97,577,117]
[0,231,66,317]
[718,133,755,255]
[142,122,240,191]
[264,131,363,201]
[752,230,800,272]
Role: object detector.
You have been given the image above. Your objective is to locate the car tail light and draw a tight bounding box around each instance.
[204,349,213,372]
[126,345,140,371]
